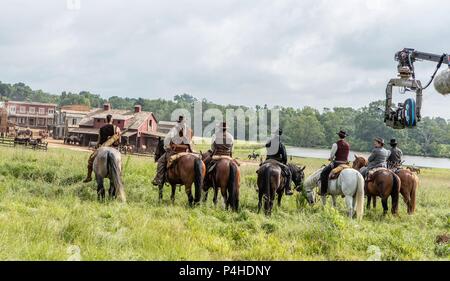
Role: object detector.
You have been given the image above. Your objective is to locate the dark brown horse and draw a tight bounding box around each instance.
[201,151,240,211]
[154,138,206,206]
[257,160,305,216]
[353,155,401,215]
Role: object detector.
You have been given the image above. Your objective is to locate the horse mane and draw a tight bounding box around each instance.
[304,166,324,188]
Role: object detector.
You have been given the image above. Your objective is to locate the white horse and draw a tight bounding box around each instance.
[303,167,364,220]
[93,147,126,202]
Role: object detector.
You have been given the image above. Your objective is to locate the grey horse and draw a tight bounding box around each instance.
[93,147,126,202]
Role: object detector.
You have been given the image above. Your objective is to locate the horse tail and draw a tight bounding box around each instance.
[107,150,126,203]
[391,172,400,213]
[193,157,203,203]
[410,174,419,213]
[227,161,239,211]
[355,171,365,221]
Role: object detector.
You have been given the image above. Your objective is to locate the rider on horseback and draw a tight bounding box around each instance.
[152,116,192,186]
[264,128,293,196]
[83,114,121,182]
[203,122,234,185]
[360,137,391,179]
[387,138,403,169]
[319,130,350,196]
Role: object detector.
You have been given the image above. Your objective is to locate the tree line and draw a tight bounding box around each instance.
[1,81,450,157]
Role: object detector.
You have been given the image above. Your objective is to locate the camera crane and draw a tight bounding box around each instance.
[384,48,450,129]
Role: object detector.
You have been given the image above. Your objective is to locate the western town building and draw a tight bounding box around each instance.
[52,104,99,140]
[69,103,165,152]
[1,101,56,130]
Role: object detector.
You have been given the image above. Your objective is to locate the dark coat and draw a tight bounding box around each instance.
[265,136,287,164]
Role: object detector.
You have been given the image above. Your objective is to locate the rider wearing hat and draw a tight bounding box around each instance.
[265,128,293,196]
[83,114,121,182]
[387,138,403,169]
[319,130,350,195]
[152,115,192,186]
[360,137,391,178]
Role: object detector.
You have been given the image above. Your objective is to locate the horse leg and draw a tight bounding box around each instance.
[257,192,263,214]
[170,184,176,204]
[381,198,388,215]
[277,190,283,208]
[213,186,219,206]
[96,176,105,202]
[158,184,164,203]
[345,195,354,218]
[185,184,194,206]
[373,196,377,208]
[221,187,228,210]
[331,195,337,208]
[321,195,327,207]
[367,195,371,209]
[202,187,209,202]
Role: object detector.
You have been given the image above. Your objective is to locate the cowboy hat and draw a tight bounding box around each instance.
[177,115,184,123]
[337,130,348,138]
[389,138,398,146]
[374,137,385,145]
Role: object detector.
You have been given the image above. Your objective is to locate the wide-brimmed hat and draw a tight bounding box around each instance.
[374,137,385,145]
[390,138,398,146]
[337,130,348,138]
[217,122,229,129]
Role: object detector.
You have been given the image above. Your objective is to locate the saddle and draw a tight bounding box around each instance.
[170,143,191,153]
[329,163,351,180]
[167,152,200,169]
[207,155,240,174]
[366,167,388,182]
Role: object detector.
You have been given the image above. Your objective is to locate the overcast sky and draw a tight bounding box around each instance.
[1,0,450,118]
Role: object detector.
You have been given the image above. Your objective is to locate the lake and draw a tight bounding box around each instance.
[286,146,450,169]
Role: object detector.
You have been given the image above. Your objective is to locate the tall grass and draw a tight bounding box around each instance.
[0,146,448,260]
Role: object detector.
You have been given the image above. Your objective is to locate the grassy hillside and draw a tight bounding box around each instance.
[0,145,448,260]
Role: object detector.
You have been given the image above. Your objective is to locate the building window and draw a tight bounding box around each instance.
[149,119,153,129]
[48,119,53,125]
[29,107,35,114]
[39,108,45,115]
[9,106,16,114]
[38,118,45,126]
[48,109,54,115]
[72,118,78,125]
[20,106,26,113]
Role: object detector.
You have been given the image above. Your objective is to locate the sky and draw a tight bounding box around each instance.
[1,0,450,118]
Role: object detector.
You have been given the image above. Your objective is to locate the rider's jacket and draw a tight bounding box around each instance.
[211,131,234,156]
[99,124,119,146]
[330,139,350,164]
[265,135,288,164]
[164,122,191,151]
[367,147,391,169]
[387,147,403,165]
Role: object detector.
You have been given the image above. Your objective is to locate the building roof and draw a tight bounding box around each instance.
[6,101,57,107]
[78,108,156,132]
[68,127,99,135]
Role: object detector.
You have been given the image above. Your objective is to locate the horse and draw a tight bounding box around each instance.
[201,151,241,211]
[154,138,206,206]
[256,161,305,216]
[353,155,400,215]
[303,166,365,220]
[396,168,419,214]
[92,147,126,202]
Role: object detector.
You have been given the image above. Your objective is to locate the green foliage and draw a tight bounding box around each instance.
[2,81,450,157]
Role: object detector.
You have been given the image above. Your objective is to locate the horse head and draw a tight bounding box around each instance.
[352,154,367,170]
[290,164,306,191]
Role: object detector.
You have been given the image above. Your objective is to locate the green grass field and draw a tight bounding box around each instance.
[0,145,448,261]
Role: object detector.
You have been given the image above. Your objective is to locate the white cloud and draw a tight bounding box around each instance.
[0,0,449,118]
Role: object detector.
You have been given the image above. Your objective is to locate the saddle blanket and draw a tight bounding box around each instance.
[208,156,240,174]
[329,164,351,180]
[167,152,201,168]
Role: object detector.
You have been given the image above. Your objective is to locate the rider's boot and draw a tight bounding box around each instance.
[284,172,294,196]
[82,167,93,183]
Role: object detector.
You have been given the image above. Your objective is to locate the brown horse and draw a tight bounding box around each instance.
[392,168,419,214]
[154,139,206,206]
[201,151,240,211]
[353,155,401,215]
[257,160,305,216]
